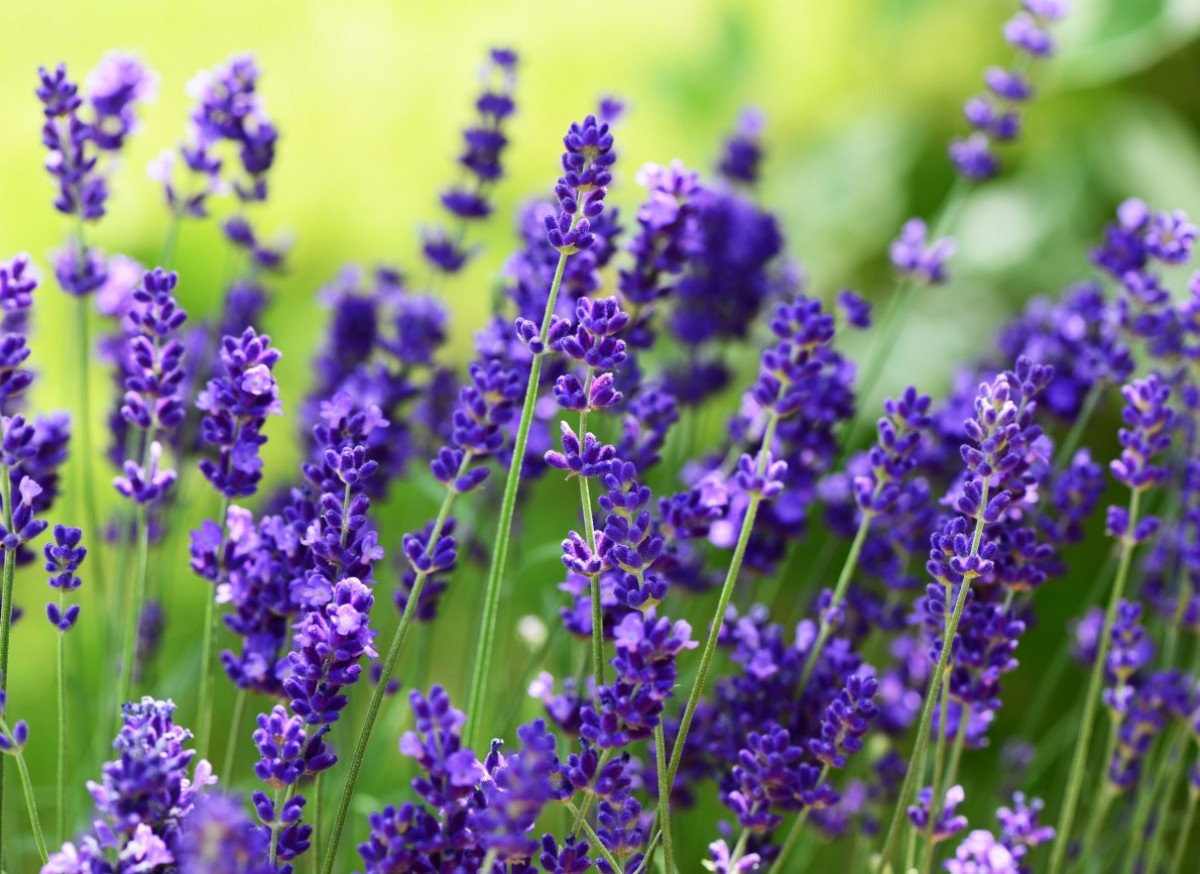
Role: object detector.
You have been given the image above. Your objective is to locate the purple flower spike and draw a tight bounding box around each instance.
[545,421,617,479]
[908,784,969,844]
[545,115,616,254]
[196,327,283,498]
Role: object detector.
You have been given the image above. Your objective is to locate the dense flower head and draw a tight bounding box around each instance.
[809,673,880,769]
[85,697,212,850]
[1109,374,1173,493]
[856,387,932,513]
[44,523,86,631]
[724,724,837,832]
[890,219,956,286]
[546,115,616,253]
[197,327,283,497]
[253,704,336,788]
[750,294,838,419]
[86,52,157,151]
[37,63,107,221]
[400,686,484,810]
[717,107,765,185]
[120,268,189,440]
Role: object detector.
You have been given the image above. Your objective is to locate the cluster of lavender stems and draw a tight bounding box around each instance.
[15,4,1200,873]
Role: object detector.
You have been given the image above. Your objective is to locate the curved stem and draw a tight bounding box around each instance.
[874,484,989,872]
[1078,789,1114,871]
[1048,489,1142,874]
[464,249,571,750]
[222,687,247,783]
[197,495,232,762]
[0,466,16,858]
[664,414,779,790]
[654,723,676,874]
[1168,791,1198,874]
[320,463,466,874]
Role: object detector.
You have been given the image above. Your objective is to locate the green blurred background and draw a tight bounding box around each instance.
[2,0,1200,867]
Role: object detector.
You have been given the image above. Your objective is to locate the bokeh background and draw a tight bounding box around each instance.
[2,0,1200,867]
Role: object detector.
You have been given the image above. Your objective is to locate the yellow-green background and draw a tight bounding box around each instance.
[0,0,1198,868]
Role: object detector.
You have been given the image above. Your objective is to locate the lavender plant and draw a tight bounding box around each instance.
[8,3,1200,873]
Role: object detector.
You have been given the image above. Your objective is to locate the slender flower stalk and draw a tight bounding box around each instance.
[0,469,14,859]
[1049,375,1174,874]
[654,723,676,874]
[0,704,48,864]
[766,769,828,874]
[1169,791,1199,874]
[464,114,615,749]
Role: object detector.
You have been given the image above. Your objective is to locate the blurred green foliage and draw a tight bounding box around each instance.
[1,0,1200,867]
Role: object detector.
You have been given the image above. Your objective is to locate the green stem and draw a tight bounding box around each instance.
[1168,791,1198,874]
[320,461,468,874]
[269,787,283,866]
[654,723,676,874]
[74,298,107,605]
[197,495,232,762]
[464,248,571,750]
[1121,724,1184,874]
[1048,489,1142,874]
[222,687,247,784]
[767,804,818,874]
[565,801,623,873]
[480,849,499,871]
[313,774,322,872]
[797,499,878,696]
[0,466,16,860]
[1144,650,1200,874]
[920,588,956,874]
[664,414,779,789]
[1,716,48,865]
[942,712,970,800]
[729,828,750,865]
[118,503,150,708]
[874,485,989,872]
[56,602,66,843]
[1054,382,1105,467]
[1078,789,1114,871]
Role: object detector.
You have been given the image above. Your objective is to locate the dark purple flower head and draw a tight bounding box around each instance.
[253,704,335,788]
[197,327,282,498]
[539,833,592,873]
[890,219,956,286]
[120,268,189,440]
[400,686,484,810]
[1109,374,1173,494]
[545,115,616,254]
[37,63,107,220]
[809,673,879,769]
[545,422,617,479]
[717,107,766,186]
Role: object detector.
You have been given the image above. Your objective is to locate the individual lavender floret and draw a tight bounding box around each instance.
[196,327,283,498]
[44,523,85,632]
[424,48,519,275]
[889,218,955,286]
[546,422,617,479]
[545,115,616,254]
[1,476,49,552]
[907,784,968,844]
[717,107,765,185]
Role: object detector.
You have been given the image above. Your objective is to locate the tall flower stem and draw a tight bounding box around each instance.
[0,467,12,860]
[56,599,67,842]
[464,248,571,749]
[222,687,248,784]
[197,494,232,761]
[0,716,48,865]
[1048,489,1142,874]
[575,370,606,696]
[796,493,879,696]
[664,414,779,789]
[874,483,990,871]
[919,588,957,874]
[320,457,470,874]
[1120,725,1185,874]
[117,502,150,708]
[1144,647,1200,874]
[73,298,107,603]
[1054,382,1105,467]
[1168,791,1198,874]
[654,723,676,874]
